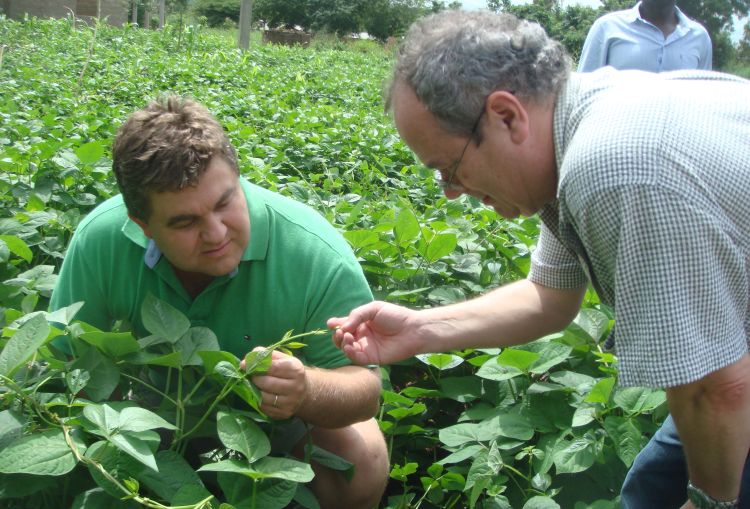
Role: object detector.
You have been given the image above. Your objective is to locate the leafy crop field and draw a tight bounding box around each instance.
[0,17,667,509]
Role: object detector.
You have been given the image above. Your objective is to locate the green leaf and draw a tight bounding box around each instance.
[390,462,419,481]
[465,449,495,491]
[439,422,488,447]
[613,387,667,415]
[476,358,523,381]
[438,444,484,465]
[488,413,535,441]
[393,208,420,245]
[198,350,240,374]
[585,377,616,404]
[293,484,321,509]
[140,293,190,342]
[216,410,271,462]
[254,479,298,509]
[127,351,182,368]
[110,431,159,471]
[119,407,177,433]
[75,141,106,164]
[0,313,51,376]
[572,406,597,427]
[415,353,464,370]
[343,229,379,249]
[244,348,273,374]
[552,437,597,474]
[85,441,144,498]
[79,331,140,357]
[65,368,90,394]
[71,348,120,401]
[199,457,314,482]
[83,403,121,436]
[523,496,561,509]
[46,301,85,326]
[604,416,643,467]
[439,376,483,403]
[309,444,354,480]
[0,410,25,450]
[172,484,215,506]
[0,429,84,475]
[175,326,220,366]
[0,235,32,262]
[424,233,457,262]
[528,342,573,374]
[573,308,609,341]
[0,473,57,499]
[71,487,140,508]
[138,450,207,503]
[496,348,540,371]
[549,371,596,392]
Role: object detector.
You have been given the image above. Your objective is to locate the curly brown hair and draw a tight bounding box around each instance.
[112,96,238,220]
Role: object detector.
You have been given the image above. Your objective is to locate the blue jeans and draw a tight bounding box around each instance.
[621,415,750,508]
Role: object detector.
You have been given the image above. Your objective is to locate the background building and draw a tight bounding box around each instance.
[1,0,129,26]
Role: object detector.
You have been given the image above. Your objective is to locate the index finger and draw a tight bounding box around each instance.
[327,302,382,334]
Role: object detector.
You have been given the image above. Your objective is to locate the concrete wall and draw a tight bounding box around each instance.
[2,0,128,26]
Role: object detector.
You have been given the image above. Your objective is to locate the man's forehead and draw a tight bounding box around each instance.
[148,178,238,223]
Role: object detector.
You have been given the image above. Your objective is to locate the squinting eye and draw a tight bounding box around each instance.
[173,219,195,229]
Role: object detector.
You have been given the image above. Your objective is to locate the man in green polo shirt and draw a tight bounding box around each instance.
[49,96,388,509]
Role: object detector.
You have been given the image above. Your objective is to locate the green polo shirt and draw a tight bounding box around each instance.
[49,178,372,369]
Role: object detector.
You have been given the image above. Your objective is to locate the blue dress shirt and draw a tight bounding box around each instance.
[577,3,712,72]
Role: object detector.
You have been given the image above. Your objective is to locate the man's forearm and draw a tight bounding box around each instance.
[418,279,586,353]
[297,365,381,428]
[667,354,750,502]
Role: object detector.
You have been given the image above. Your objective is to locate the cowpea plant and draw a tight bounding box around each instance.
[0,294,342,509]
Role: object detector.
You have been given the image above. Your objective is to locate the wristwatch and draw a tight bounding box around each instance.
[687,481,739,509]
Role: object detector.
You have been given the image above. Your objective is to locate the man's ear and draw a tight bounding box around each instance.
[129,214,153,238]
[485,90,529,145]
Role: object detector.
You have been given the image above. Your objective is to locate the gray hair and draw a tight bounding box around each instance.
[386,10,571,135]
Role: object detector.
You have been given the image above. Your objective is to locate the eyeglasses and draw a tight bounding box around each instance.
[438,109,485,192]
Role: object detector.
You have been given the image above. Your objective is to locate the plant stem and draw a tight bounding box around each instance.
[120,372,178,406]
[173,378,240,446]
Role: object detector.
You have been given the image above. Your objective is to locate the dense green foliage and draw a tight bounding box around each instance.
[0,17,671,509]
[193,0,243,27]
[203,0,459,38]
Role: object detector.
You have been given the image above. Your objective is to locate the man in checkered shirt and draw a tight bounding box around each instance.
[328,9,750,509]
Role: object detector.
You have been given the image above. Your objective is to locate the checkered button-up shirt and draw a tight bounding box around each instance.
[528,68,750,387]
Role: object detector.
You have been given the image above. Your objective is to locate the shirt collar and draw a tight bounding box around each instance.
[629,2,690,30]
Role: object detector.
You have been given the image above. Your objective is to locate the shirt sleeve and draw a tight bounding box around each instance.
[577,19,607,72]
[575,185,747,388]
[49,229,111,331]
[699,31,713,70]
[300,251,374,370]
[528,223,589,289]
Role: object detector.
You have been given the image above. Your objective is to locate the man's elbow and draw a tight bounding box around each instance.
[669,354,750,412]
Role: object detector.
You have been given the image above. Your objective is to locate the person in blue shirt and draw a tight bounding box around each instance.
[578,0,712,72]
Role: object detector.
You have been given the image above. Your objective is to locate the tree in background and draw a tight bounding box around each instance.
[488,0,599,60]
[678,0,748,68]
[308,0,367,34]
[252,0,458,38]
[254,0,311,29]
[363,0,429,41]
[193,0,242,26]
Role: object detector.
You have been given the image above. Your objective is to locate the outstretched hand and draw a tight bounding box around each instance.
[327,301,423,366]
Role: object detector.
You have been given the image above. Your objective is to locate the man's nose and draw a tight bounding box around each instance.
[201,214,227,243]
